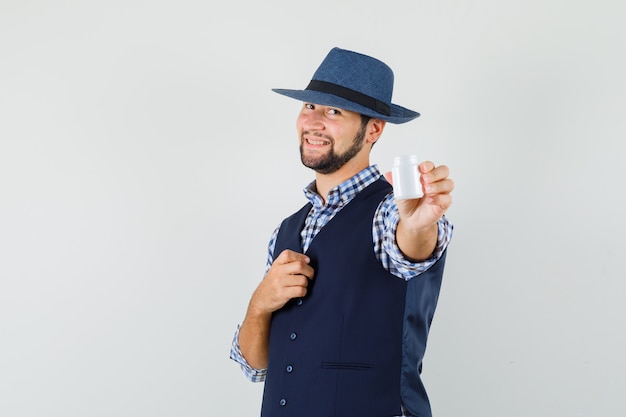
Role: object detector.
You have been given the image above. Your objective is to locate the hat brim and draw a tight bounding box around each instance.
[272,88,419,124]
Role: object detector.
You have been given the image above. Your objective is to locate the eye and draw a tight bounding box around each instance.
[327,108,341,116]
[304,103,315,110]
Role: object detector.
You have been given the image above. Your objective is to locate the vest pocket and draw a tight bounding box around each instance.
[321,362,374,370]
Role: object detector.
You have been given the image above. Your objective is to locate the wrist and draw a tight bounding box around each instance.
[396,221,438,262]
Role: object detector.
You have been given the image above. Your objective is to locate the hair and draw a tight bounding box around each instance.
[360,114,378,148]
[360,114,372,129]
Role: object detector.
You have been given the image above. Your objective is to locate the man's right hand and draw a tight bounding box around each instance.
[238,250,314,369]
[249,249,315,315]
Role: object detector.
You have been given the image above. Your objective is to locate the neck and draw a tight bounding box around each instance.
[314,158,370,204]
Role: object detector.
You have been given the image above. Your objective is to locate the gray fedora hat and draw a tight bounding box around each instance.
[272,47,419,124]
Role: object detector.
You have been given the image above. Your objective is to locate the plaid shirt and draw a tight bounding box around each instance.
[230,165,453,415]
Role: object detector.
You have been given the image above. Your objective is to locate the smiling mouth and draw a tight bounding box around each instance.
[303,132,332,147]
[305,138,330,146]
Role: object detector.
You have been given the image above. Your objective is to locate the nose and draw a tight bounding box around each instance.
[300,108,325,131]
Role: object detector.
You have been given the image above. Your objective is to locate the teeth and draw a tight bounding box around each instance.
[307,138,328,146]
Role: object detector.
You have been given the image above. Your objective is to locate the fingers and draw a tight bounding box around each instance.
[274,249,314,279]
[388,161,449,189]
[423,177,455,196]
[250,249,315,314]
[419,162,453,214]
[424,193,453,214]
[419,160,436,174]
[420,162,449,182]
[419,162,454,195]
[265,273,309,306]
[274,249,310,266]
[280,274,310,294]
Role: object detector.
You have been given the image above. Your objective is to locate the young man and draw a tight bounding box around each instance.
[230,47,454,417]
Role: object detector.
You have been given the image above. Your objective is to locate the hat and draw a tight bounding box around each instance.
[272,47,419,124]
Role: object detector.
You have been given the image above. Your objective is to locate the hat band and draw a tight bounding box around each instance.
[305,80,391,116]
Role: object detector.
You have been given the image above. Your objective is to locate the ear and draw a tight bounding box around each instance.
[367,118,386,145]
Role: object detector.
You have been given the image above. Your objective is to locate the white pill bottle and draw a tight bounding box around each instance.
[391,155,423,200]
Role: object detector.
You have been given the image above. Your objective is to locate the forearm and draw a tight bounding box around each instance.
[395,220,438,262]
[238,305,272,370]
[236,249,314,370]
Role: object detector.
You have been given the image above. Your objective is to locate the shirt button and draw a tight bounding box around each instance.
[286,365,293,373]
[296,298,303,306]
[279,399,287,407]
[290,332,297,340]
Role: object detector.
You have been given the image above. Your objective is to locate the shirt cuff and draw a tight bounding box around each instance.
[384,214,453,280]
[229,325,267,383]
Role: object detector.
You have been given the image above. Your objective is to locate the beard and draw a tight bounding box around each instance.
[299,123,367,175]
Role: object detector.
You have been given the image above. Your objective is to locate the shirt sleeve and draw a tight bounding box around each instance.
[229,325,267,383]
[265,224,281,273]
[230,225,281,382]
[374,193,453,281]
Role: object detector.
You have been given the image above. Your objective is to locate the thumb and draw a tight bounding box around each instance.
[383,171,393,184]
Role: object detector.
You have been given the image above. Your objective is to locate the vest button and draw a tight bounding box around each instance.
[296,298,303,306]
[289,332,297,340]
[286,365,293,373]
[279,398,287,407]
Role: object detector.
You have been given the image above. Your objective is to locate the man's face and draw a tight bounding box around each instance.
[296,103,368,175]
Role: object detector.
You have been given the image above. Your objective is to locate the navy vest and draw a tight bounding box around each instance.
[261,178,446,417]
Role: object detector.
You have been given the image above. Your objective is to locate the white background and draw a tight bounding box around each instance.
[1,1,625,416]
